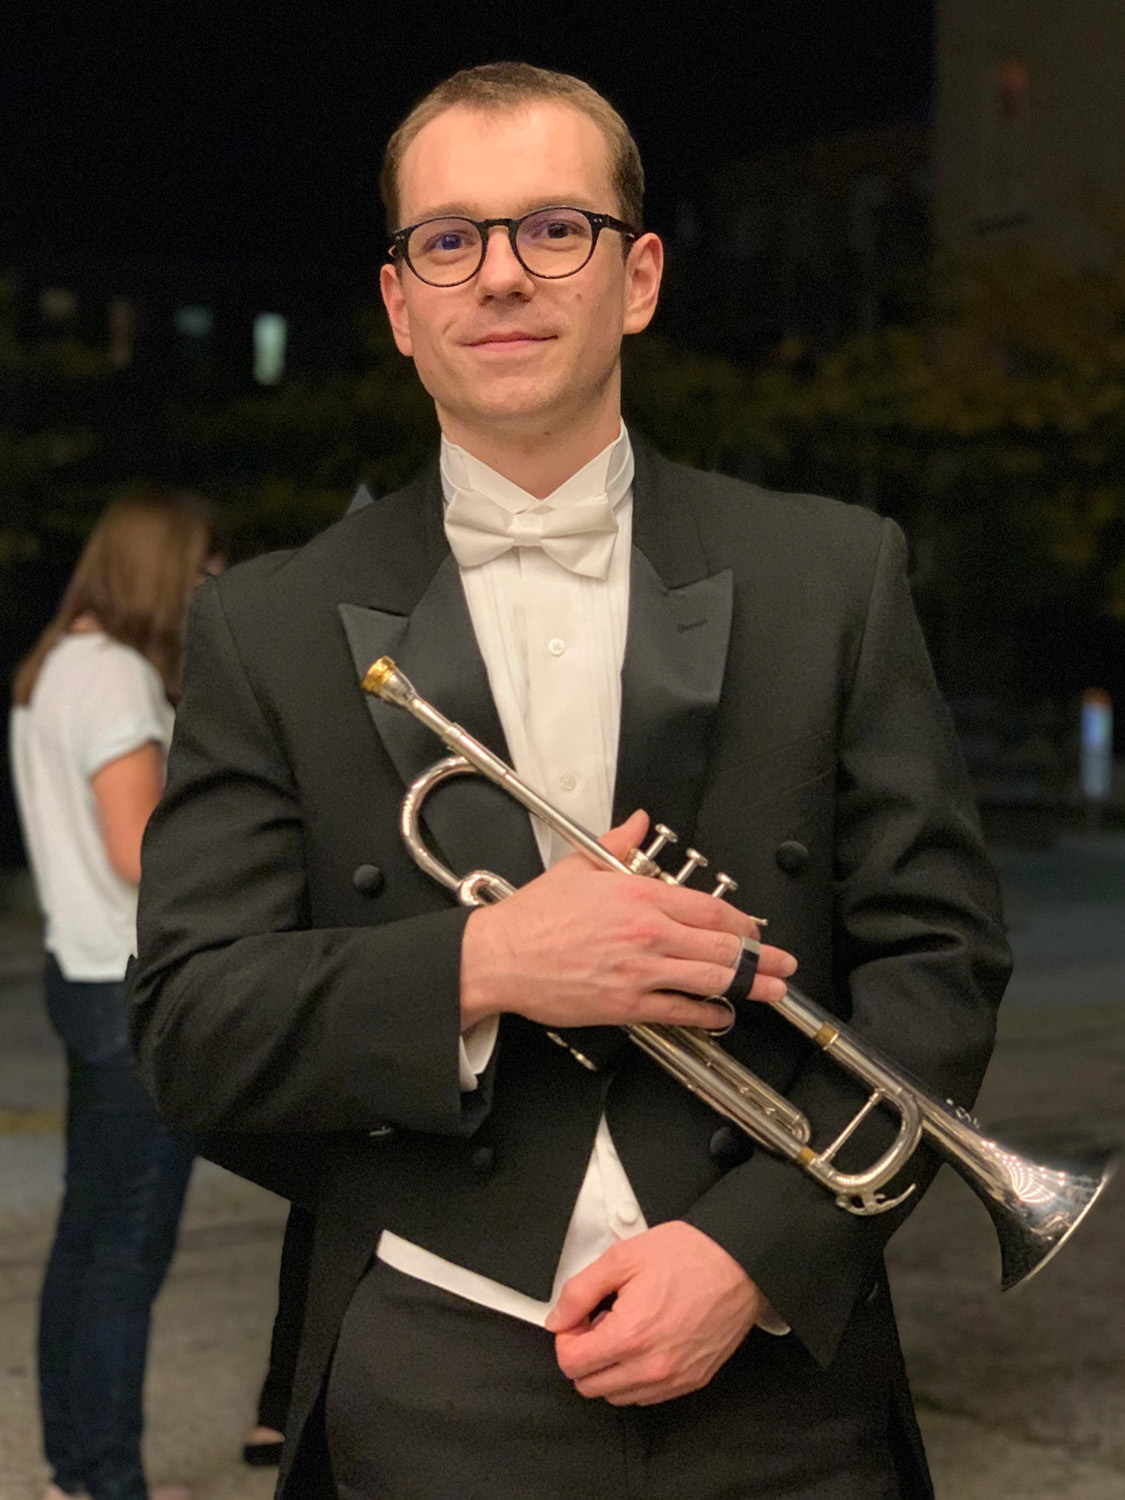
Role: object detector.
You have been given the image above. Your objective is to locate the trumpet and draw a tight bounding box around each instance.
[361,656,1113,1290]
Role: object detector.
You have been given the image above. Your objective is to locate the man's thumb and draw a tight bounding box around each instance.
[545,1254,622,1332]
[597,809,650,863]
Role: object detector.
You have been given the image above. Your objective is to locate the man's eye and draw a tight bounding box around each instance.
[426,231,469,254]
[531,219,579,241]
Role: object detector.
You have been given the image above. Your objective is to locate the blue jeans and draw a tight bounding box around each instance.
[39,955,196,1500]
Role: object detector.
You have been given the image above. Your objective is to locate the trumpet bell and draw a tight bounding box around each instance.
[972,1149,1115,1291]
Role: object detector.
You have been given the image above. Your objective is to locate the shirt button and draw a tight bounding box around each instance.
[617,1200,641,1226]
[559,772,577,792]
[548,638,566,656]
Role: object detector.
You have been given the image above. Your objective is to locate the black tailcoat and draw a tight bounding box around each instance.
[129,442,1010,1496]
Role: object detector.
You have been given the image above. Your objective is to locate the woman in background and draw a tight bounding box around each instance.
[10,491,214,1500]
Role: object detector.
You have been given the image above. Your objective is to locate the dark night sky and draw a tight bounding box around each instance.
[2,1,932,271]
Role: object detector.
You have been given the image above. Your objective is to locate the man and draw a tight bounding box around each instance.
[130,63,1010,1499]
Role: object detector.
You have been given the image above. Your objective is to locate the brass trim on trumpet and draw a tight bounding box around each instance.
[361,656,397,696]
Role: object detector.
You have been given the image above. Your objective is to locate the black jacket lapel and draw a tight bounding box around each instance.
[339,555,542,902]
[614,442,734,867]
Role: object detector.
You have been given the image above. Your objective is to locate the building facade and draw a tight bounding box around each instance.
[935,0,1125,265]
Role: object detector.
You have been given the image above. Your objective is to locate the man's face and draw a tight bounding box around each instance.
[380,101,662,447]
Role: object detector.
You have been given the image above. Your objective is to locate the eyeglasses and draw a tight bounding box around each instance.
[388,206,639,287]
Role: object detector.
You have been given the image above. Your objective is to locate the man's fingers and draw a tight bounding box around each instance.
[559,1317,702,1403]
[573,1367,687,1405]
[637,990,739,1031]
[661,923,746,970]
[749,942,798,1002]
[545,1255,623,1333]
[553,1324,621,1382]
[757,942,797,976]
[553,1296,640,1381]
[651,881,760,938]
[644,947,796,1012]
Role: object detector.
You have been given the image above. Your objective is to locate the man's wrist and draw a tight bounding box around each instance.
[460,907,503,1031]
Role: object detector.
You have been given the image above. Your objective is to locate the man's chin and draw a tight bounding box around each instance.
[442,385,566,431]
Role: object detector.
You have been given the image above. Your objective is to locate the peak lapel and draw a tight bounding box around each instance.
[338,504,542,898]
[614,443,733,862]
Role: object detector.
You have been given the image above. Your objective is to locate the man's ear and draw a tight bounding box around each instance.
[622,232,664,337]
[380,262,414,356]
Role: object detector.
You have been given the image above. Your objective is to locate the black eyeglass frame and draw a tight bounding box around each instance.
[388,207,640,287]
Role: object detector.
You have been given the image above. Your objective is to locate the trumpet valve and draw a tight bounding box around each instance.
[642,823,678,862]
[673,849,708,885]
[626,848,662,877]
[710,872,738,901]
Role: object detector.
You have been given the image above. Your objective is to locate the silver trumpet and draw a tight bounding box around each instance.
[361,656,1114,1290]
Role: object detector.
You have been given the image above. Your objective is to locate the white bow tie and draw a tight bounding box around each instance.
[443,487,619,579]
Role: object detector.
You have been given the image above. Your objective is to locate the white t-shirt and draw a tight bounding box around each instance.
[9,632,173,981]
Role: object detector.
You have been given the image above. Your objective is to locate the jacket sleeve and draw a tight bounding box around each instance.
[683,518,1011,1365]
[128,578,485,1162]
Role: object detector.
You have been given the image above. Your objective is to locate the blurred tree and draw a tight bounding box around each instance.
[621,335,769,471]
[166,311,438,558]
[0,275,106,569]
[0,275,114,865]
[743,244,1125,696]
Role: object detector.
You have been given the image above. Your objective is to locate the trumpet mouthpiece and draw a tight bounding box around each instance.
[361,656,417,709]
[361,656,398,697]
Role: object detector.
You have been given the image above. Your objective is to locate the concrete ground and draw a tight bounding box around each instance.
[0,834,1122,1498]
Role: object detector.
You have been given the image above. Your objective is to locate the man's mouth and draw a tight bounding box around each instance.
[466,331,555,350]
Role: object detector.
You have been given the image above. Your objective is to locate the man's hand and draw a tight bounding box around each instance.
[545,1221,765,1405]
[460,810,797,1032]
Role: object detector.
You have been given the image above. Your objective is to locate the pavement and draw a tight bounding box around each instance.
[0,835,1122,1499]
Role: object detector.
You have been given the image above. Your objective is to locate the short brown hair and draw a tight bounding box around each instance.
[381,62,644,233]
[13,490,213,706]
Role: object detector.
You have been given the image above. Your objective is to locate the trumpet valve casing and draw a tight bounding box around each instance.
[625,847,663,878]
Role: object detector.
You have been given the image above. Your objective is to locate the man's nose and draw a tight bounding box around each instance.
[476,226,533,295]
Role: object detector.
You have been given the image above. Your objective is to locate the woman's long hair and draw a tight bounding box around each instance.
[12,490,214,707]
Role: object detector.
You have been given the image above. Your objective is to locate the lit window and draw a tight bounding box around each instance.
[253,312,287,384]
